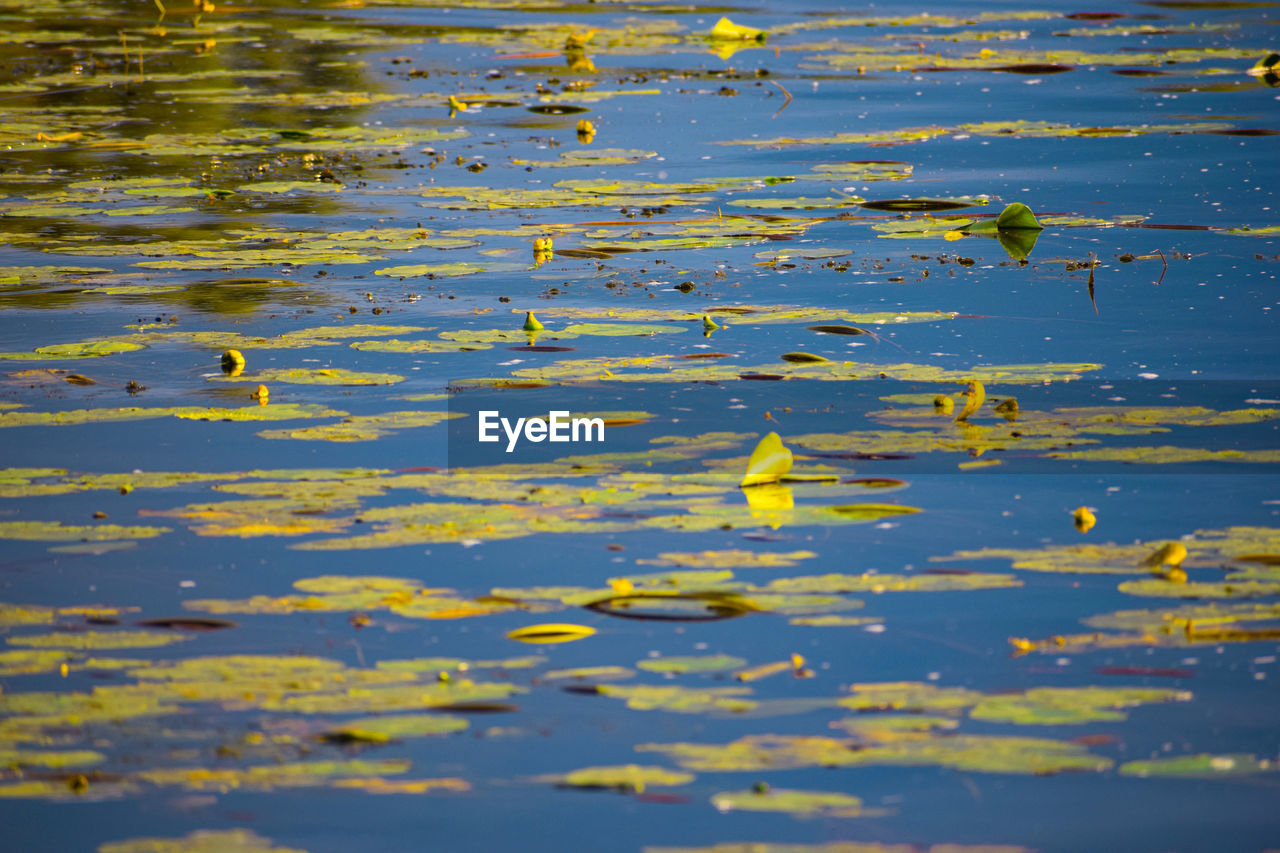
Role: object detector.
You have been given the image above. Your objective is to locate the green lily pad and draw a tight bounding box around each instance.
[319,714,469,743]
[709,787,865,816]
[636,655,748,674]
[99,829,308,853]
[541,764,695,792]
[1119,753,1274,777]
[7,630,192,650]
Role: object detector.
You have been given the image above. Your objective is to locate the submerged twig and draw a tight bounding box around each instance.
[1087,251,1098,315]
[769,79,793,119]
[1153,248,1168,286]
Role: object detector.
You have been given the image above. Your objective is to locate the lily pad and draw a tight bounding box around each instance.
[541,764,695,792]
[710,787,865,817]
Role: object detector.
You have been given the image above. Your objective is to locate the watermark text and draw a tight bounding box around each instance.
[477,410,605,453]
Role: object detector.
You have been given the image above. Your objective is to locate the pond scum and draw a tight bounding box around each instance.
[0,1,1277,851]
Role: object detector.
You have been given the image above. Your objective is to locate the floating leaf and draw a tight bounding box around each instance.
[740,432,793,487]
[0,341,146,361]
[98,829,308,853]
[598,684,757,714]
[788,615,883,627]
[1118,578,1280,599]
[542,764,695,792]
[1119,753,1274,777]
[374,262,527,278]
[540,665,635,682]
[0,521,169,541]
[968,687,1189,725]
[710,787,865,817]
[330,777,470,795]
[638,731,1111,775]
[319,714,469,743]
[636,550,817,569]
[212,368,404,386]
[636,655,747,674]
[764,571,1007,595]
[7,630,192,650]
[506,623,596,643]
[0,649,72,676]
[237,181,342,194]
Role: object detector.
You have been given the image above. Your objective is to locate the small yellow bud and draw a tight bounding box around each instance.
[993,397,1018,419]
[220,349,245,374]
[1141,542,1187,570]
[1072,506,1096,533]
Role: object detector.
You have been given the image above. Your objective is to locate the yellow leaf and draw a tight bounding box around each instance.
[1247,52,1279,77]
[564,29,596,51]
[740,431,793,487]
[1140,542,1188,569]
[955,380,985,421]
[35,131,83,143]
[506,623,596,644]
[744,483,793,511]
[710,16,766,41]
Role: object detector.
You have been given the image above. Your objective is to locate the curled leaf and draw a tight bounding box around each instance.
[740,432,794,487]
[955,380,985,422]
[710,16,766,41]
[505,623,596,644]
[1246,52,1279,79]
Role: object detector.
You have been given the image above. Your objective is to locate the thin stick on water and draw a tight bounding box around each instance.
[770,80,793,119]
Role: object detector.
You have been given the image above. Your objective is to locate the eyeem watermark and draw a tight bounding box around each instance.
[477,410,605,453]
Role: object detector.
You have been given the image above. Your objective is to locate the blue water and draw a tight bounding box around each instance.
[1,1,1278,851]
